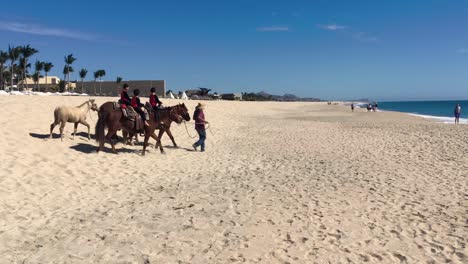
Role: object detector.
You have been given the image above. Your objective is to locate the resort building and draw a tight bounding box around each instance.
[79,80,166,97]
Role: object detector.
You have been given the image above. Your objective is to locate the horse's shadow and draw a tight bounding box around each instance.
[29,132,95,140]
[70,143,137,154]
[30,132,58,139]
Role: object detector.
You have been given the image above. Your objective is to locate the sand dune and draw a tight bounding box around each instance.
[0,96,466,263]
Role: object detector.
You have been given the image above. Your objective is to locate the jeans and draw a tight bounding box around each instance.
[194,128,206,151]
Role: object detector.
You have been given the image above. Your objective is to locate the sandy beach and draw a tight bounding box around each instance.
[0,95,466,263]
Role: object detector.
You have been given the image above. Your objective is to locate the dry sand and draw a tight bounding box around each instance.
[0,96,467,263]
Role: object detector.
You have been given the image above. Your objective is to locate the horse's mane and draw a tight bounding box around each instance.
[76,100,90,108]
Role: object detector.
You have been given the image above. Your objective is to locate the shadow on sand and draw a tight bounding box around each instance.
[70,143,138,154]
[30,132,95,140]
[29,133,57,139]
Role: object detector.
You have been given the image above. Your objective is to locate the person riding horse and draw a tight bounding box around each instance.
[119,84,131,116]
[131,89,150,127]
[149,87,163,110]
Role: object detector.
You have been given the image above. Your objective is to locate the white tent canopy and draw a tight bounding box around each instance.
[167,91,175,99]
[181,91,188,100]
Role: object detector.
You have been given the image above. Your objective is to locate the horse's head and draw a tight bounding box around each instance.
[169,108,184,124]
[89,99,99,111]
[174,103,190,121]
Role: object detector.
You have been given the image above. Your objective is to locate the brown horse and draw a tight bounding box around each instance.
[95,102,183,155]
[126,103,191,153]
[156,103,191,148]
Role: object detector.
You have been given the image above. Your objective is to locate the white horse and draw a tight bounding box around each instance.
[50,99,98,141]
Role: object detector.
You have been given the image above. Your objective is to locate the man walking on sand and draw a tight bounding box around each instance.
[192,103,209,152]
[454,103,461,124]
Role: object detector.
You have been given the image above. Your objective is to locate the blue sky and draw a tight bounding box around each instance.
[1,0,467,100]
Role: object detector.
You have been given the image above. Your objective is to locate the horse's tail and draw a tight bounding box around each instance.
[53,107,60,123]
[95,109,108,144]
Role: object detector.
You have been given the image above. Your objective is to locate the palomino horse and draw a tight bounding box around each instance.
[50,99,98,141]
[95,102,183,155]
[127,103,191,153]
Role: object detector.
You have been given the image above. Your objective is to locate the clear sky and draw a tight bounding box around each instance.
[1,0,467,100]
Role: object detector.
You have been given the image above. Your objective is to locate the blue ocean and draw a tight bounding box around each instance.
[376,100,467,124]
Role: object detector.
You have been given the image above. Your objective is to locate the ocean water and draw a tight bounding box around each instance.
[375,100,467,124]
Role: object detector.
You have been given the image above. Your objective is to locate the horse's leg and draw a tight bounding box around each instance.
[59,121,66,141]
[122,130,130,145]
[157,128,165,154]
[151,132,158,148]
[80,120,91,140]
[165,126,177,147]
[142,130,151,156]
[73,122,78,140]
[105,128,118,154]
[50,122,58,139]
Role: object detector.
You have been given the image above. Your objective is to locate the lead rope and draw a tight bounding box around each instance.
[184,121,215,137]
[183,121,197,138]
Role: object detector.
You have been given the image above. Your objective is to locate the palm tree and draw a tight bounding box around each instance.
[63,65,69,92]
[20,45,39,90]
[32,72,40,90]
[43,62,54,91]
[98,69,106,95]
[34,60,44,91]
[8,45,21,90]
[79,68,88,94]
[18,57,31,90]
[93,70,99,95]
[116,76,122,88]
[67,66,74,92]
[64,54,76,92]
[0,50,8,90]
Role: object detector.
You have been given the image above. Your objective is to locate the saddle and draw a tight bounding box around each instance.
[114,102,143,130]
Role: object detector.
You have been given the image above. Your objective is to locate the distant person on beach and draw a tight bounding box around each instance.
[454,104,461,124]
[367,103,372,112]
[373,102,378,111]
[131,89,149,127]
[119,84,131,116]
[351,103,355,112]
[192,103,209,152]
[149,87,163,110]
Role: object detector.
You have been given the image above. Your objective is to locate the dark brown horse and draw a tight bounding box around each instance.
[95,102,184,155]
[126,103,191,153]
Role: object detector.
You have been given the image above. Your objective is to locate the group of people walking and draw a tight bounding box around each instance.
[118,84,209,152]
[350,102,378,112]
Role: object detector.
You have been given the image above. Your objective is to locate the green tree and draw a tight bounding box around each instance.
[20,45,39,90]
[8,45,21,89]
[79,68,88,94]
[0,50,8,90]
[58,79,65,93]
[43,62,54,91]
[64,54,76,92]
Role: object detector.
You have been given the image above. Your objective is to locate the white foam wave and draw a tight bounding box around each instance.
[408,113,468,124]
